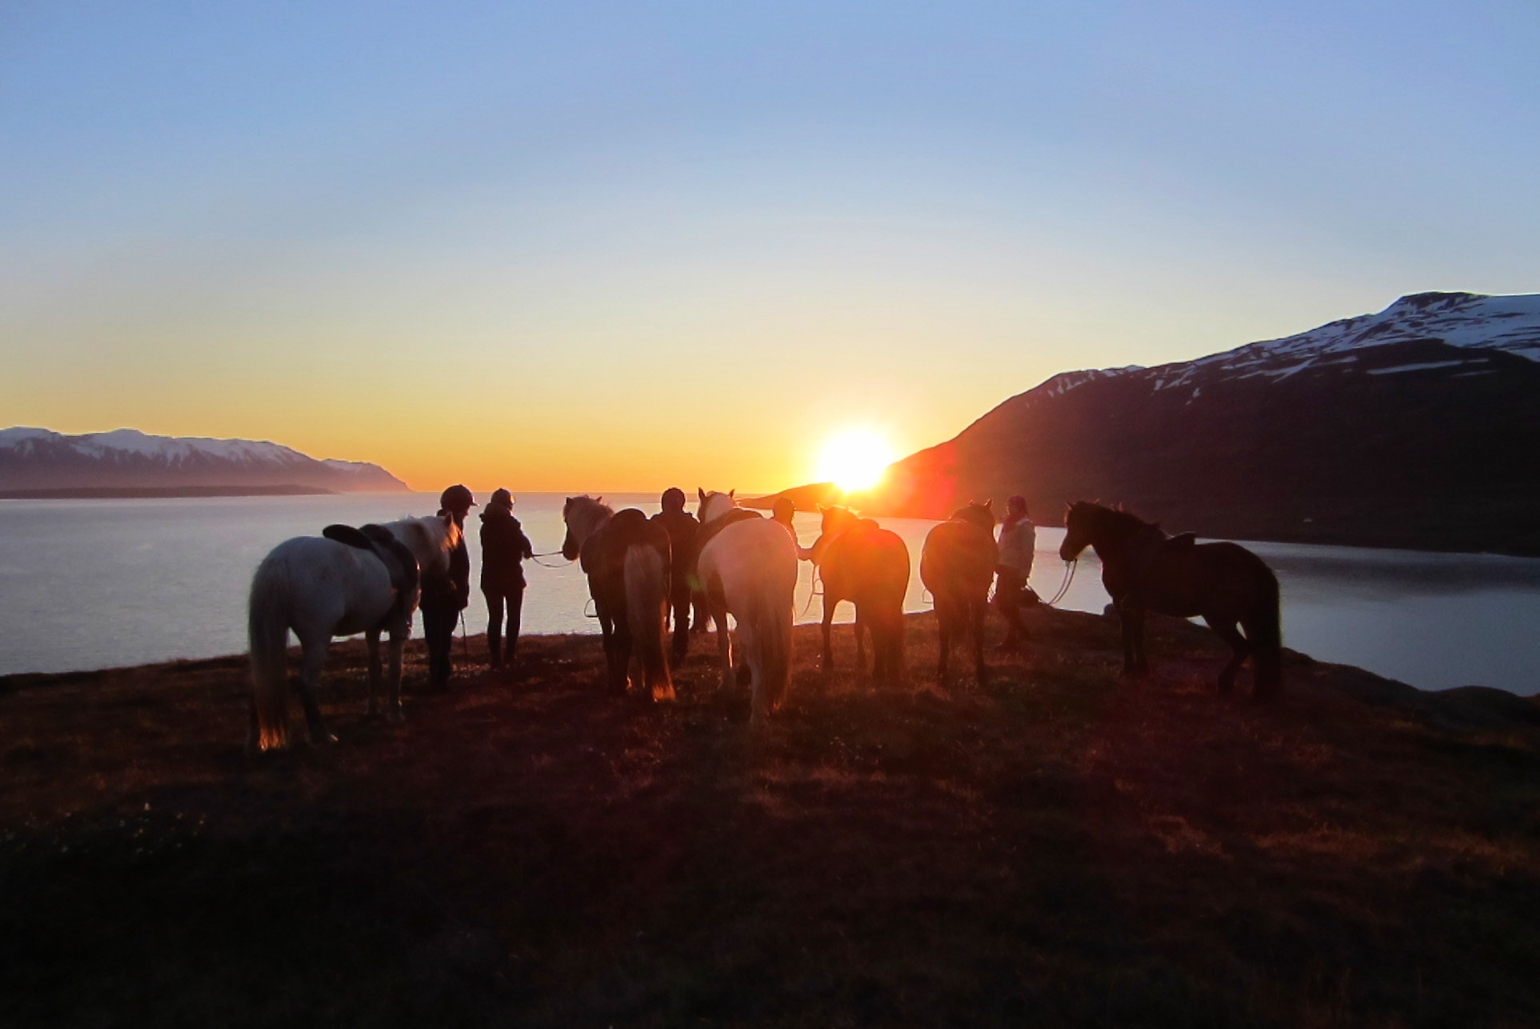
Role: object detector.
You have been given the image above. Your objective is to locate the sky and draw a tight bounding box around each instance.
[3,1,1537,492]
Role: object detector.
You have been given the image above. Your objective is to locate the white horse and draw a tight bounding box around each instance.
[695,489,798,725]
[247,514,461,753]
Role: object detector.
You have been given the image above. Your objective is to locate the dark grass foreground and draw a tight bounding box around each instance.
[3,608,1539,1028]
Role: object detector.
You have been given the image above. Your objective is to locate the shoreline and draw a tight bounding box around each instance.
[0,484,341,499]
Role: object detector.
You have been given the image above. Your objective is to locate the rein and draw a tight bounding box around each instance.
[528,549,570,569]
[1042,559,1078,607]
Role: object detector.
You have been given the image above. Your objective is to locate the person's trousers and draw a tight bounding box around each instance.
[484,586,525,668]
[421,604,460,688]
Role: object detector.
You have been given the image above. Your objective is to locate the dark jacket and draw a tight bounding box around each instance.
[480,506,533,592]
[652,508,699,589]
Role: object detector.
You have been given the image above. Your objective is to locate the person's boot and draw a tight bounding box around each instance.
[487,627,502,671]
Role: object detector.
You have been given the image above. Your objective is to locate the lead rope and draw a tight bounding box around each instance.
[1043,559,1078,608]
[528,550,570,569]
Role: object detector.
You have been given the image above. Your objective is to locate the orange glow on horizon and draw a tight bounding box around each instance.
[815,429,895,494]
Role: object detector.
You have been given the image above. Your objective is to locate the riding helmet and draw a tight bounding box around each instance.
[440,484,476,512]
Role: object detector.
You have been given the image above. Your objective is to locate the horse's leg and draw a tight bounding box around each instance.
[1116,601,1146,676]
[820,596,837,673]
[294,634,336,745]
[365,630,383,718]
[854,608,869,677]
[1204,615,1249,697]
[971,595,988,686]
[710,592,735,692]
[386,632,406,722]
[935,600,951,683]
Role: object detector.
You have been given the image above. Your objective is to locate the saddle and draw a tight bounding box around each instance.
[1118,529,1198,604]
[323,523,420,625]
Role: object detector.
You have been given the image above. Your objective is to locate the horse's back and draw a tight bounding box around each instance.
[1141,539,1277,616]
[700,518,797,603]
[256,535,395,637]
[827,526,910,602]
[921,520,996,596]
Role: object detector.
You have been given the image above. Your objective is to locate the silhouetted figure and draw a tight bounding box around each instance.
[994,495,1035,651]
[771,496,796,534]
[653,487,702,660]
[481,488,533,672]
[422,484,474,689]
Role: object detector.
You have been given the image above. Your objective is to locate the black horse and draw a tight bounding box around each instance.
[1059,502,1282,700]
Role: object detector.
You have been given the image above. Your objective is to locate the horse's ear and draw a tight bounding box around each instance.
[729,488,735,498]
[596,496,603,504]
[984,499,994,509]
[698,487,707,502]
[817,504,826,513]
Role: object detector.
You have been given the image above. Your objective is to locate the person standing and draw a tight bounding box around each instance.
[480,488,533,673]
[422,484,474,690]
[995,495,1036,651]
[652,487,701,661]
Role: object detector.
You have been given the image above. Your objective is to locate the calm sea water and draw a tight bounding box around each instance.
[1,492,1537,695]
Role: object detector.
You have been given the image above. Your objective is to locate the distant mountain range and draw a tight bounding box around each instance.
[757,291,1540,555]
[0,428,408,495]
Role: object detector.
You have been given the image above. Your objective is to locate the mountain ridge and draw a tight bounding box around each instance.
[0,427,409,494]
[755,292,1540,556]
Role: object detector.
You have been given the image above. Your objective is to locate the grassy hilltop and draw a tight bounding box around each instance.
[2,609,1538,1028]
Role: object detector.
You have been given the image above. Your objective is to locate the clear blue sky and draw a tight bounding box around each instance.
[3,1,1536,489]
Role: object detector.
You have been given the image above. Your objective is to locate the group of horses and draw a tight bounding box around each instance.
[245,493,1284,753]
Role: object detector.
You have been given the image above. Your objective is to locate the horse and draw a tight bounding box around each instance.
[806,505,911,684]
[1059,501,1282,699]
[694,489,798,725]
[919,501,998,685]
[561,496,675,701]
[247,514,461,754]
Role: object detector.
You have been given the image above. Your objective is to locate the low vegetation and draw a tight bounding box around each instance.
[2,608,1538,1027]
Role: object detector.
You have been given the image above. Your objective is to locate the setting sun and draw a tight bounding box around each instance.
[815,429,896,493]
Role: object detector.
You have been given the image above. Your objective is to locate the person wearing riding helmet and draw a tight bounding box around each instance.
[422,484,474,690]
[652,487,702,661]
[480,488,533,673]
[995,495,1036,651]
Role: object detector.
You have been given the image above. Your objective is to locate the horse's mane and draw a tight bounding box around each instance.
[1066,501,1155,535]
[949,500,995,532]
[381,514,459,575]
[698,489,739,524]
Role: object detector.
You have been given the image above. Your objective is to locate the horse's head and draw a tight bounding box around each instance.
[818,504,860,537]
[1059,502,1096,561]
[1061,501,1147,561]
[697,488,737,524]
[561,495,611,560]
[950,500,995,535]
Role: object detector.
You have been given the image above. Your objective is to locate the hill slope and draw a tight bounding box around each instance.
[777,292,1540,554]
[0,427,408,493]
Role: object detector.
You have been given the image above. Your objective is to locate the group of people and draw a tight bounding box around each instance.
[419,484,1040,688]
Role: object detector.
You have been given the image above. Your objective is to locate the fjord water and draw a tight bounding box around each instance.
[1,493,1537,696]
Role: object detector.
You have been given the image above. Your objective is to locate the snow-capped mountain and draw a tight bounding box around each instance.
[775,292,1540,555]
[0,428,408,493]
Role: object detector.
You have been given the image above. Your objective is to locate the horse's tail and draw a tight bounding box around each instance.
[247,555,293,753]
[625,543,674,701]
[1249,569,1283,701]
[747,580,794,719]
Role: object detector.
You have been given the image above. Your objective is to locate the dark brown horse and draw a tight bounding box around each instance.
[920,501,998,685]
[1059,502,1282,699]
[561,496,675,701]
[807,505,911,684]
